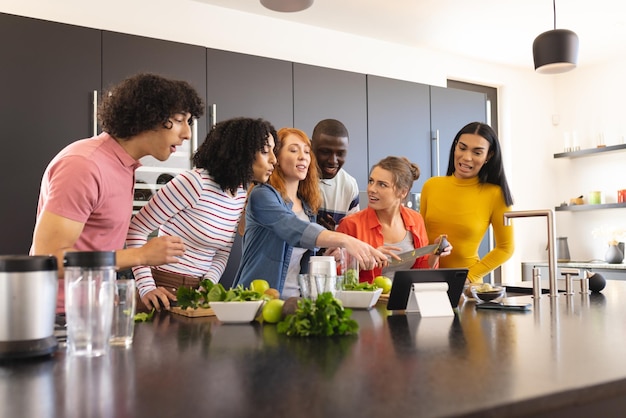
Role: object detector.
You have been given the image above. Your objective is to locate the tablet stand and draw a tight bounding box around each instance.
[405,282,454,317]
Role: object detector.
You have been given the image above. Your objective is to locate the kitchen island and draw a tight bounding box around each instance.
[2,282,626,417]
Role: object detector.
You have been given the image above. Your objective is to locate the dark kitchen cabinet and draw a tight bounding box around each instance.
[206,48,293,129]
[366,75,431,193]
[0,14,101,254]
[429,85,487,176]
[206,49,293,288]
[293,64,369,190]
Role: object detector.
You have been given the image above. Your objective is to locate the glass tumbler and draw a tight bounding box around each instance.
[64,251,116,357]
[110,279,136,347]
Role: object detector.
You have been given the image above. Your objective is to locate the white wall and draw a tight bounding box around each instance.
[552,59,626,262]
[4,0,621,281]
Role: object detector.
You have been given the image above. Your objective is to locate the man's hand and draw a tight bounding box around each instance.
[318,214,336,231]
[140,236,185,266]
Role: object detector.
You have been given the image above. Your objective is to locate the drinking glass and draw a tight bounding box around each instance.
[110,279,137,347]
[298,274,318,300]
[64,251,116,357]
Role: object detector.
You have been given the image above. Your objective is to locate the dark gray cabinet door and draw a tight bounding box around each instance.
[205,49,294,288]
[206,49,293,130]
[0,14,101,254]
[367,75,431,193]
[429,86,487,177]
[293,64,368,190]
[430,86,490,276]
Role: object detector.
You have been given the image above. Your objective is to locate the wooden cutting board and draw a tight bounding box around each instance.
[377,293,390,304]
[170,306,215,317]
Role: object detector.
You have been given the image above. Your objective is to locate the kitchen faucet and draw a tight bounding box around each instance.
[503,209,558,298]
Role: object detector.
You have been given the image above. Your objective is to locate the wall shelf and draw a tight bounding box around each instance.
[554,143,626,159]
[555,203,626,212]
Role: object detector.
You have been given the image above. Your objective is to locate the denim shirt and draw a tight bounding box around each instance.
[234,183,325,294]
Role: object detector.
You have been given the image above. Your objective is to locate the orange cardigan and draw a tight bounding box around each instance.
[336,206,434,283]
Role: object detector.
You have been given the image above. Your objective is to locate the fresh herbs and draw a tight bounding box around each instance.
[342,269,379,291]
[277,292,358,337]
[343,269,359,289]
[134,308,156,323]
[176,280,266,310]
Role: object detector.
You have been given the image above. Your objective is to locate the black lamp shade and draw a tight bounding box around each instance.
[533,29,579,74]
[260,0,313,12]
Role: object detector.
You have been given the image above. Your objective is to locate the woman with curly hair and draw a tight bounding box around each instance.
[235,128,387,297]
[126,117,277,311]
[31,73,204,313]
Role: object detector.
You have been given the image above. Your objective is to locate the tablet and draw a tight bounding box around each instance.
[386,268,469,311]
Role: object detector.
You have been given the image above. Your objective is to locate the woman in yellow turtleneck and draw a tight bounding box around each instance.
[420,122,514,283]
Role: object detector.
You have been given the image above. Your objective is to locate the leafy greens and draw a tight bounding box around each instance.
[277,292,358,337]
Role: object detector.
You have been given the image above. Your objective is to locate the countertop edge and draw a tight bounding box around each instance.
[462,377,626,417]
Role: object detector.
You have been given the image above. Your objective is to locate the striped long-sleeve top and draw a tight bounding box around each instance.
[126,169,246,297]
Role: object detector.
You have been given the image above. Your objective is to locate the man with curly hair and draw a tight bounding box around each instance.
[30,73,204,313]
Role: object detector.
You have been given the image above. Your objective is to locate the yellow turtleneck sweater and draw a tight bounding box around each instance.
[420,175,514,283]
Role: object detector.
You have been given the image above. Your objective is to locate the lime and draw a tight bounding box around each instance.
[262,299,285,323]
[251,279,270,294]
[374,276,392,294]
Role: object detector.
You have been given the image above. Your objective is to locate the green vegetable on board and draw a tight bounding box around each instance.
[176,280,266,310]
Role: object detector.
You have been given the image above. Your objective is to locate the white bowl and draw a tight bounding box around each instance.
[336,288,383,309]
[210,300,264,324]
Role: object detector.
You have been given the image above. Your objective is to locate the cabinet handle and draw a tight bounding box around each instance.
[211,104,217,128]
[191,118,199,154]
[431,129,440,176]
[92,90,98,136]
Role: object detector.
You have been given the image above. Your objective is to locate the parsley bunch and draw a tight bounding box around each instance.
[277,292,359,337]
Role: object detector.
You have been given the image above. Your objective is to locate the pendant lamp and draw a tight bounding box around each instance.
[532,0,579,74]
[260,0,313,13]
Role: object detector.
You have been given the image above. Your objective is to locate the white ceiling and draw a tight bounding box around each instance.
[194,0,626,70]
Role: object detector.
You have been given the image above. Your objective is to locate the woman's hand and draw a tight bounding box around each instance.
[376,245,402,263]
[324,247,343,263]
[427,235,453,268]
[141,286,177,311]
[343,236,388,271]
[434,234,453,257]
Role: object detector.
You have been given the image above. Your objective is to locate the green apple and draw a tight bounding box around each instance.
[374,276,392,294]
[250,279,270,294]
[262,299,285,323]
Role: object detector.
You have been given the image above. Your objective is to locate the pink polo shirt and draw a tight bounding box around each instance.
[34,132,141,312]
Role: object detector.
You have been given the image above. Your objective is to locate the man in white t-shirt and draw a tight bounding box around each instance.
[311,119,360,230]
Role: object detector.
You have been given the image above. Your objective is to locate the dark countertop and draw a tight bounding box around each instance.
[3,283,626,418]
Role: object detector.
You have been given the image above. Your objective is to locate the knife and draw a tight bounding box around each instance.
[387,236,449,266]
